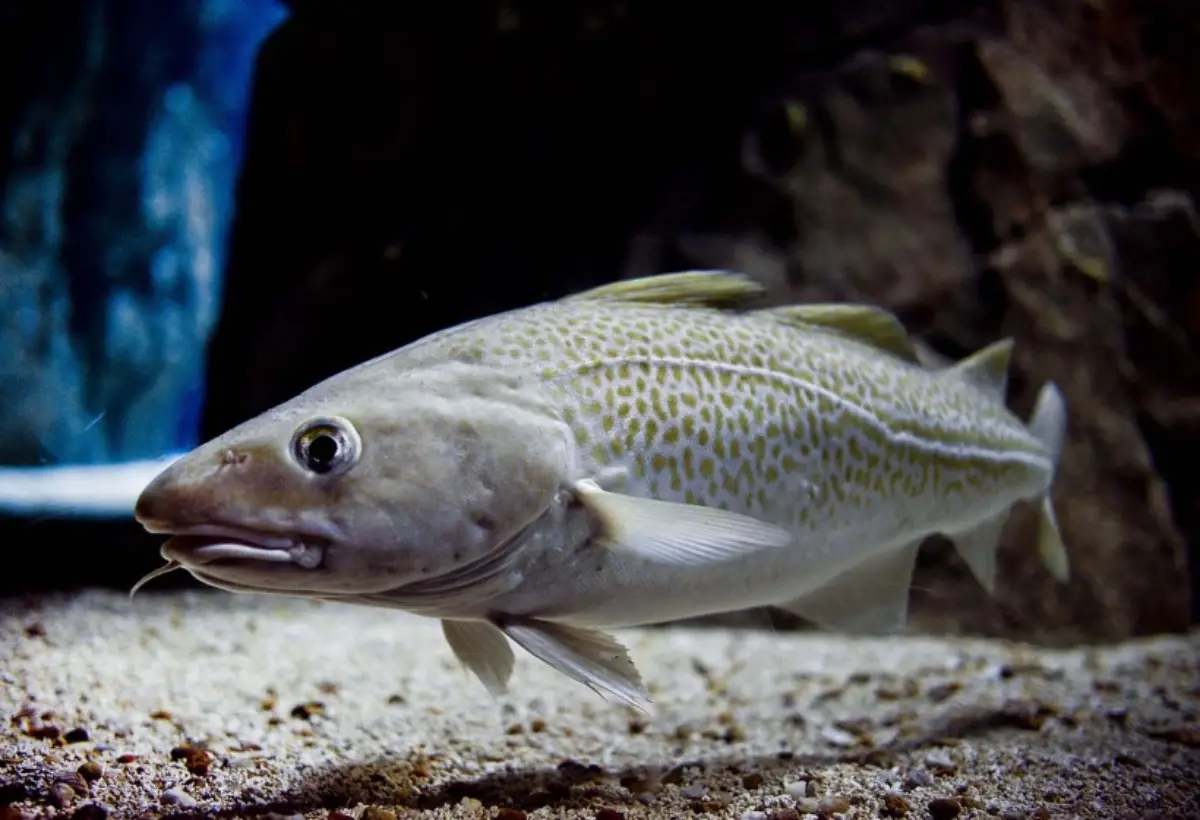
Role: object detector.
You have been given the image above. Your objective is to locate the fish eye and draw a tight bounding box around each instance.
[291,416,360,476]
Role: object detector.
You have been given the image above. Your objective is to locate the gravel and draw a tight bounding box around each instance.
[2,590,1198,819]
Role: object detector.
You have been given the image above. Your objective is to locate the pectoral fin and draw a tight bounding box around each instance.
[441,619,515,696]
[498,617,653,714]
[571,479,793,567]
[775,540,921,634]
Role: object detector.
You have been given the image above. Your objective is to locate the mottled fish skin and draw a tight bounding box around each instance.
[133,270,1070,714]
[351,293,1053,625]
[407,297,1048,525]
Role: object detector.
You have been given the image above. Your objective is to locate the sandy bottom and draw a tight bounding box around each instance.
[2,590,1198,819]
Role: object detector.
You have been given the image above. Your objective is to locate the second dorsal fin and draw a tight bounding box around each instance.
[756,303,921,363]
[564,270,765,309]
[943,338,1013,403]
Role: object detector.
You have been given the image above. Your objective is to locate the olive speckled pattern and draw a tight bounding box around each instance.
[365,284,1051,551]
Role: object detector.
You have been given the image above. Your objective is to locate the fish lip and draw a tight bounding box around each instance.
[157,523,300,550]
[138,517,186,535]
[156,525,330,571]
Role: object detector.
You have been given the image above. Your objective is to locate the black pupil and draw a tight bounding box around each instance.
[305,432,340,472]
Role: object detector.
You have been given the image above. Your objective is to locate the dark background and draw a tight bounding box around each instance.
[1,0,1197,643]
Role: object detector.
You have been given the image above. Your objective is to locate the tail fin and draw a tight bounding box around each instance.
[1027,383,1070,583]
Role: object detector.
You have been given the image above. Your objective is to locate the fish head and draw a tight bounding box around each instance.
[133,361,572,597]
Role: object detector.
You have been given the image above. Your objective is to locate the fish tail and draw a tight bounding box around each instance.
[1026,381,1070,583]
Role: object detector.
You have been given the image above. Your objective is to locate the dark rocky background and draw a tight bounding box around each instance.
[1,0,1196,643]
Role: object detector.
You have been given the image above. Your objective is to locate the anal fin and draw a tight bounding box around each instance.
[775,540,921,634]
[441,619,515,696]
[498,617,653,714]
[949,511,1010,595]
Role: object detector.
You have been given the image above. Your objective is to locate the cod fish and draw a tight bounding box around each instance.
[133,270,1070,712]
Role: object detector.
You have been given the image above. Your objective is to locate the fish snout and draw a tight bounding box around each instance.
[134,465,185,530]
[134,446,257,530]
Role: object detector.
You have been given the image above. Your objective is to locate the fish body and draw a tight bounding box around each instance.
[134,271,1069,712]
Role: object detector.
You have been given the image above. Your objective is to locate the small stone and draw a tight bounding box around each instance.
[880,793,911,817]
[26,724,61,741]
[495,810,527,820]
[925,682,962,703]
[620,774,659,795]
[70,806,108,820]
[77,761,103,783]
[923,751,956,773]
[820,727,858,747]
[54,772,89,795]
[692,797,732,813]
[818,795,851,815]
[64,727,90,744]
[741,812,767,820]
[49,782,76,808]
[681,783,705,800]
[160,789,196,807]
[768,811,801,820]
[289,701,325,720]
[595,810,626,820]
[785,780,809,799]
[170,743,213,776]
[661,765,687,786]
[904,769,934,789]
[742,772,764,789]
[862,748,896,768]
[793,797,821,814]
[360,809,397,820]
[928,797,961,820]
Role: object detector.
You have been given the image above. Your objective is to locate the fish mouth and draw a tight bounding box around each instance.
[131,523,330,598]
[164,526,324,566]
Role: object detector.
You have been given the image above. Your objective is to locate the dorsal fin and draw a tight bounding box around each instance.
[564,270,765,308]
[756,304,921,364]
[943,338,1013,402]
